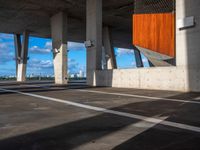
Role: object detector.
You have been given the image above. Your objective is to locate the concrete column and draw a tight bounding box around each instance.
[102,46,107,69]
[14,34,21,77]
[103,26,117,69]
[86,0,102,86]
[134,49,144,68]
[176,0,200,91]
[51,12,68,84]
[16,31,29,82]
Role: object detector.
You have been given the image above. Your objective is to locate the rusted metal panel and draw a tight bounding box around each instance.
[133,13,175,57]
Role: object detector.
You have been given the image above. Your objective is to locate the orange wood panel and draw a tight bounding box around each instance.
[133,13,175,57]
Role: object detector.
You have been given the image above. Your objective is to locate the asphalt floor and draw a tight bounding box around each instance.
[0,81,200,150]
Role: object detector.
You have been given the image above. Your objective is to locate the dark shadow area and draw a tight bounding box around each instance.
[167,92,200,101]
[0,81,92,95]
[113,123,200,150]
[112,95,200,127]
[0,91,200,150]
[0,88,67,96]
[0,81,53,87]
[95,70,114,87]
[0,108,139,150]
[112,93,200,149]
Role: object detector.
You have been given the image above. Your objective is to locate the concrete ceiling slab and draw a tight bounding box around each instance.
[0,0,134,48]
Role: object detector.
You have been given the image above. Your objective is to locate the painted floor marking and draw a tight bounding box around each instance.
[10,84,200,105]
[194,96,200,100]
[77,89,200,105]
[0,88,200,133]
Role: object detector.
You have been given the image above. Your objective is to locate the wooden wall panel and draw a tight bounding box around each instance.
[133,13,175,57]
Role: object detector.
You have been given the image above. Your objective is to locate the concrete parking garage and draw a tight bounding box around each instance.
[1,0,200,149]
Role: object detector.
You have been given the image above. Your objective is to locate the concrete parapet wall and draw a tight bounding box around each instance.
[95,67,200,92]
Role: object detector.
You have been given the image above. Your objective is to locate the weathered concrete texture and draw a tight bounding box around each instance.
[51,12,68,84]
[96,67,187,92]
[136,46,173,67]
[16,31,29,82]
[176,0,200,92]
[17,64,27,82]
[96,0,200,92]
[14,34,21,76]
[86,0,102,86]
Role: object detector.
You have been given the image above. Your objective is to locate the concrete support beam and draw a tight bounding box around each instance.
[86,0,102,86]
[134,49,143,68]
[16,31,29,82]
[103,26,117,69]
[14,34,21,76]
[51,12,68,84]
[176,0,200,91]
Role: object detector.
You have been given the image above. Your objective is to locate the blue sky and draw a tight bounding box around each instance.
[0,33,149,76]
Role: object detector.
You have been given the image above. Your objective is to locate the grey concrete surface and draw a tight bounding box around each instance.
[16,31,29,82]
[0,81,200,150]
[86,0,102,86]
[51,12,68,84]
[0,0,133,49]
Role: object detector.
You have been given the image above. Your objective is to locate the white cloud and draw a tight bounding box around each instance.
[0,43,7,49]
[68,59,80,73]
[0,33,13,40]
[28,59,53,69]
[142,58,148,63]
[68,42,85,51]
[29,41,52,54]
[27,58,85,74]
[116,48,134,56]
[29,45,51,54]
[29,41,85,54]
[0,41,15,64]
[45,41,52,48]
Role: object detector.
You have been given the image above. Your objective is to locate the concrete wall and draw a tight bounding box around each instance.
[96,67,187,92]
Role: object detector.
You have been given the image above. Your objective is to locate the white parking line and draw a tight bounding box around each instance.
[77,89,200,105]
[14,84,200,105]
[0,88,200,133]
[194,97,200,100]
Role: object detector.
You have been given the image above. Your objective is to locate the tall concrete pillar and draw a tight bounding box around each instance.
[176,0,200,91]
[86,0,102,86]
[14,34,21,77]
[103,26,117,69]
[134,49,144,68]
[15,31,29,82]
[51,12,68,84]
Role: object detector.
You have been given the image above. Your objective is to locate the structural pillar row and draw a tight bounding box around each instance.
[51,12,68,84]
[14,31,29,82]
[86,0,102,86]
